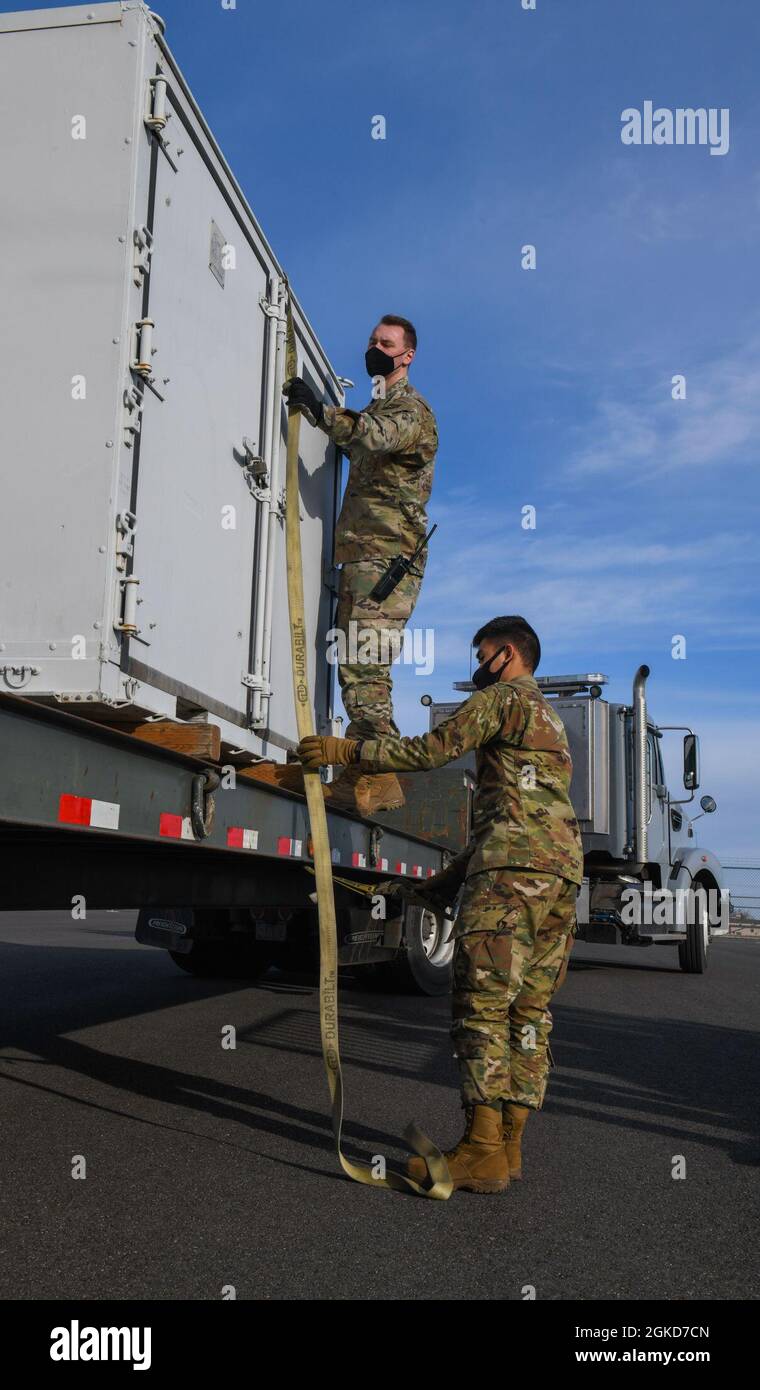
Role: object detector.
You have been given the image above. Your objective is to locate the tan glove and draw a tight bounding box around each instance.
[297,735,361,771]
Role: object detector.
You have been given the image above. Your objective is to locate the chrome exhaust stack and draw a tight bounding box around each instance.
[632,665,650,862]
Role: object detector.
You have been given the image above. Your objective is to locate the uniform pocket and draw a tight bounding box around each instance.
[453,929,513,993]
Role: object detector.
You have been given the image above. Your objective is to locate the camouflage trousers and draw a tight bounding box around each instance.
[451,869,578,1109]
[334,558,424,739]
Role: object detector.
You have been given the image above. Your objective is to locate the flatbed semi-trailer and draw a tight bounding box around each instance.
[0,692,466,994]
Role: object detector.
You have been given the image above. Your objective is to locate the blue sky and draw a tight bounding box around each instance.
[11,0,760,857]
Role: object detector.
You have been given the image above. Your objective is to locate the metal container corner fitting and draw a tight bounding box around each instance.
[0,0,344,760]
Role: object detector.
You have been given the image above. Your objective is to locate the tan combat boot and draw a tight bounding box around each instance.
[407,1104,510,1194]
[352,772,405,816]
[502,1102,531,1180]
[325,767,405,817]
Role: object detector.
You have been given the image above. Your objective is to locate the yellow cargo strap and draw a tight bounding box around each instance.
[304,864,416,901]
[283,287,452,1199]
[304,865,384,899]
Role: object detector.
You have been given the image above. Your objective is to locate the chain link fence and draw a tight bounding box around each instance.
[721,864,760,934]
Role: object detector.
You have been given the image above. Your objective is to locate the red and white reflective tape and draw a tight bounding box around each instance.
[58,794,120,830]
[411,865,423,878]
[159,813,195,841]
[427,867,437,878]
[351,851,367,869]
[395,861,407,876]
[373,856,389,872]
[227,826,259,850]
[277,836,302,857]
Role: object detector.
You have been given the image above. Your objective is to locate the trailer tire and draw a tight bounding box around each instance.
[389,904,455,996]
[169,938,271,980]
[678,891,709,974]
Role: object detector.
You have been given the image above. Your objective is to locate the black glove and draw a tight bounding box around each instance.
[283,376,323,426]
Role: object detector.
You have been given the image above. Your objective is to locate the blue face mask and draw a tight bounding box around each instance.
[472,646,509,690]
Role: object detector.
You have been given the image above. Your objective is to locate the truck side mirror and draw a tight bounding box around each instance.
[699,794,716,814]
[683,734,700,790]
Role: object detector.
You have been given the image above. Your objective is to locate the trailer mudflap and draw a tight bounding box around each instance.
[135,906,194,953]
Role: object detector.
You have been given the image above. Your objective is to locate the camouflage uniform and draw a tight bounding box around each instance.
[319,377,437,739]
[359,676,585,1108]
[452,870,577,1108]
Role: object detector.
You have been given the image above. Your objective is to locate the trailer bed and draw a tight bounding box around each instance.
[0,693,448,914]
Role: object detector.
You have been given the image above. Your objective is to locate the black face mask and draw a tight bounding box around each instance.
[472,646,509,691]
[365,345,406,378]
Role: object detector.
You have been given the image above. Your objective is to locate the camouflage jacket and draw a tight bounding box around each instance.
[359,675,585,884]
[319,375,438,564]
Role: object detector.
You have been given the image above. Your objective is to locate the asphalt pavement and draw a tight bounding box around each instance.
[0,912,757,1301]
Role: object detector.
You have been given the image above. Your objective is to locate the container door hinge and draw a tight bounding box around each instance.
[143,76,179,169]
[132,318,155,377]
[115,511,137,573]
[133,225,154,286]
[122,385,144,448]
[115,576,140,635]
[131,319,167,399]
[145,75,168,131]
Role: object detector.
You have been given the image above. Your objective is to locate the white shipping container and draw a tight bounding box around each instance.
[0,1,343,759]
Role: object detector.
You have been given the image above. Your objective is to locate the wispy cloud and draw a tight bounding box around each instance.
[568,343,760,480]
[414,500,759,655]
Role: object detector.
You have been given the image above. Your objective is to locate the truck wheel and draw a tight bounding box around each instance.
[169,938,271,980]
[678,894,709,974]
[392,904,455,996]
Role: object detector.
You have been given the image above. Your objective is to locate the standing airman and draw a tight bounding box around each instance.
[298,615,584,1193]
[284,314,438,815]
